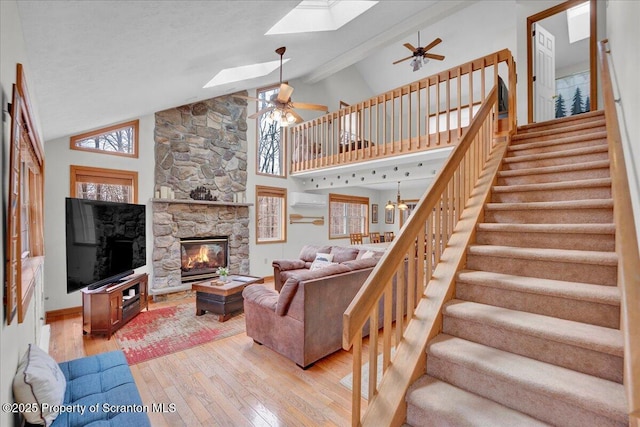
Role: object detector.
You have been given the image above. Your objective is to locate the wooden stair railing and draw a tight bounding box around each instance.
[343,85,511,427]
[290,49,516,174]
[599,39,640,426]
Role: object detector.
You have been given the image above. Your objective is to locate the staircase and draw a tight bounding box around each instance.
[406,111,628,426]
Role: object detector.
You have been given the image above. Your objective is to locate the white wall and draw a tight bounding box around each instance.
[0,1,46,426]
[606,0,640,248]
[43,115,155,312]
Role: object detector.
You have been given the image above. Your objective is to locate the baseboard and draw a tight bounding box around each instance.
[45,306,82,323]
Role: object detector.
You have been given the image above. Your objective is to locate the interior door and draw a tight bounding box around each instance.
[534,22,556,122]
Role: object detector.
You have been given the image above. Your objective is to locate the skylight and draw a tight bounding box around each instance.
[567,1,590,44]
[265,0,378,35]
[203,58,290,88]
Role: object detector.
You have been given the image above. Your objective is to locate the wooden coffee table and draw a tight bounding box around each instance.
[192,275,264,322]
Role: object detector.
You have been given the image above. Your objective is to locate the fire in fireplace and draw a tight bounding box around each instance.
[180,237,229,282]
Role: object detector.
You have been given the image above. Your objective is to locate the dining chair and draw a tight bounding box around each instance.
[384,231,395,242]
[369,232,381,243]
[350,233,363,245]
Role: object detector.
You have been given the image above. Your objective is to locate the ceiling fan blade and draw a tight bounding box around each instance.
[422,37,442,52]
[424,53,445,61]
[393,55,414,65]
[277,83,294,103]
[289,109,304,124]
[248,106,274,119]
[291,102,328,112]
[403,43,417,52]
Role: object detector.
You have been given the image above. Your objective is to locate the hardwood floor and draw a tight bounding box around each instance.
[48,282,367,426]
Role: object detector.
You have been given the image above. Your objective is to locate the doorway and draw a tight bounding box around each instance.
[527,0,597,123]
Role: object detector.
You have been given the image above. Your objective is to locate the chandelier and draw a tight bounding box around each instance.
[266,108,296,127]
[385,181,408,211]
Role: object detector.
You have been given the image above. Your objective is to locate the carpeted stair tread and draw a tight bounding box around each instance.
[497,159,610,178]
[510,130,607,151]
[467,245,617,266]
[443,300,623,357]
[476,223,615,235]
[491,177,612,193]
[485,198,613,211]
[456,270,620,306]
[502,144,608,164]
[406,376,551,427]
[427,335,628,424]
[516,110,604,134]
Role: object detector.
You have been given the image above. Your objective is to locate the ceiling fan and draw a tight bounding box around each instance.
[240,46,328,127]
[393,32,445,71]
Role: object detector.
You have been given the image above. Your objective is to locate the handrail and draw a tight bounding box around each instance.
[598,38,640,425]
[343,85,501,426]
[290,49,515,174]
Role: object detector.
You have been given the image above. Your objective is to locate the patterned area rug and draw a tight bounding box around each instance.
[114,303,245,364]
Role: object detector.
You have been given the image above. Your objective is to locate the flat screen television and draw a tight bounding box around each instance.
[65,197,146,293]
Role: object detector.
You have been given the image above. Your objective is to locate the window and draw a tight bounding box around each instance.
[7,63,45,324]
[329,193,369,239]
[256,84,285,177]
[70,165,138,203]
[256,186,287,243]
[70,120,139,158]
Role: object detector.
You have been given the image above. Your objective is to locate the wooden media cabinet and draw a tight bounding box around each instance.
[82,273,148,337]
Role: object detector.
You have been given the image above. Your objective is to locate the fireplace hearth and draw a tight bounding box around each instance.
[180,237,229,282]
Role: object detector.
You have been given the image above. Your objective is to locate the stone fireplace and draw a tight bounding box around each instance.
[152,93,249,293]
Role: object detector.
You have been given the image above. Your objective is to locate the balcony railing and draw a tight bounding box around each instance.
[289,49,516,174]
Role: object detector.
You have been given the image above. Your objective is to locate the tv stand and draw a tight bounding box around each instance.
[82,273,148,338]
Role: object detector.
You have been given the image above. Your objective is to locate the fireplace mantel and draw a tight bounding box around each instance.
[151,198,253,207]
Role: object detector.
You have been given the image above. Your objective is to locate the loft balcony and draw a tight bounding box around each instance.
[288,49,516,178]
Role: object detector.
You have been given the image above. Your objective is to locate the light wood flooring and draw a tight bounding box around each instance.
[48,280,368,426]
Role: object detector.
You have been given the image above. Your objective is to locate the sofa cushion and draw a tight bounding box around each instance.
[298,245,332,263]
[330,246,360,263]
[53,350,150,427]
[342,257,380,271]
[276,263,351,316]
[310,253,334,271]
[13,344,66,426]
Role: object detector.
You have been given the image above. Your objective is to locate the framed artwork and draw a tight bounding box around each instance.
[385,207,394,224]
[371,204,378,224]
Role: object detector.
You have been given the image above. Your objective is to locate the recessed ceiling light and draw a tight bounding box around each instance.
[266,0,378,35]
[203,58,290,88]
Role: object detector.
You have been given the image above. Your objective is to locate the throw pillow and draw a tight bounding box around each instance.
[13,344,66,426]
[310,253,334,271]
[361,250,377,259]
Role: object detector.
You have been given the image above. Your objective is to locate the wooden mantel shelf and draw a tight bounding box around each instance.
[150,198,253,207]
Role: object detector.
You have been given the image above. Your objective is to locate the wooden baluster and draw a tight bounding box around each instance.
[417,82,422,149]
[368,306,379,401]
[436,76,441,146]
[396,254,406,343]
[446,76,451,144]
[383,282,393,370]
[351,332,362,426]
[457,67,462,138]
[417,223,426,296]
[426,80,431,147]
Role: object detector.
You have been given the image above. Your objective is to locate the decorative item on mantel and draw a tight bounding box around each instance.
[190,186,215,201]
[157,185,175,199]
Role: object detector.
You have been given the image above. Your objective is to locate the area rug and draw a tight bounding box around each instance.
[339,348,396,400]
[114,303,245,365]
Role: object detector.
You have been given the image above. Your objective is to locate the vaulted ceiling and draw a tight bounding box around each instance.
[16,0,475,142]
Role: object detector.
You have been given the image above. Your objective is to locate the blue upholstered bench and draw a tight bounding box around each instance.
[51,350,150,427]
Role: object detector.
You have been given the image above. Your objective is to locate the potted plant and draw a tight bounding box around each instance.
[216,266,230,282]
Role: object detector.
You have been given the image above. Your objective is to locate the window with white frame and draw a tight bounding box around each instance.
[256,186,286,243]
[329,193,369,239]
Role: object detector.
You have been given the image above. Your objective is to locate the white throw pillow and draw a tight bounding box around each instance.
[361,250,377,259]
[310,253,334,271]
[13,344,66,426]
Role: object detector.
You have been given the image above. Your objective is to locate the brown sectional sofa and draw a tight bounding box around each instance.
[243,245,381,368]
